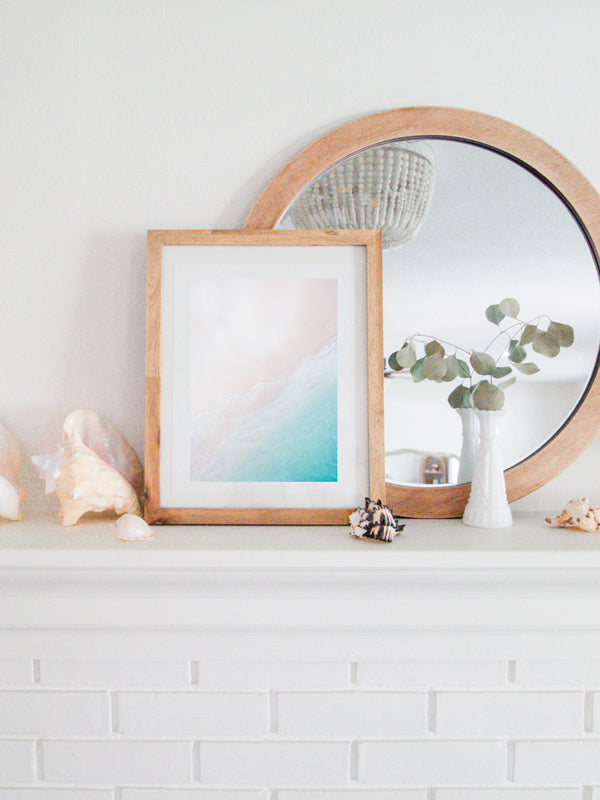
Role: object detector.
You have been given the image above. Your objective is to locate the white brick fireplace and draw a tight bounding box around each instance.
[1,513,600,797]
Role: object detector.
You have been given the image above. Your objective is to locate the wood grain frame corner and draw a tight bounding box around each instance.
[143,228,385,525]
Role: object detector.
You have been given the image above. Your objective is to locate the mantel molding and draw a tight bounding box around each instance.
[1,512,600,637]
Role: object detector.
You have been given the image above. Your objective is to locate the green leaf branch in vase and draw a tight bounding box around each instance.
[386,297,574,411]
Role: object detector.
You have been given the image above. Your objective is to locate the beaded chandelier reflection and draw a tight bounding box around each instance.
[288,142,435,249]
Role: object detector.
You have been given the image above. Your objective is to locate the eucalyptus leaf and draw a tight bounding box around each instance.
[508,339,527,363]
[548,321,574,347]
[387,351,403,371]
[498,375,517,391]
[520,324,537,346]
[442,354,460,381]
[424,340,445,357]
[498,297,520,318]
[485,304,505,325]
[513,361,540,375]
[410,357,426,383]
[492,365,512,379]
[422,352,448,380]
[395,342,417,368]
[470,351,496,376]
[533,330,560,358]
[456,358,472,379]
[472,380,505,411]
[448,384,471,409]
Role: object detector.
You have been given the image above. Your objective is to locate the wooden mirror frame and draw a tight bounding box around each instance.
[244,107,600,517]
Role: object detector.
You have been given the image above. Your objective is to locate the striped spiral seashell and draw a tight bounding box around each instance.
[349,497,404,542]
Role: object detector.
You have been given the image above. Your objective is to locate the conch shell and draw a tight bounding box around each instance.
[33,410,143,526]
[545,497,600,532]
[0,423,24,521]
[62,410,143,496]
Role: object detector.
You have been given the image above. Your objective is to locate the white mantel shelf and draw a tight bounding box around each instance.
[3,511,600,649]
[1,510,600,570]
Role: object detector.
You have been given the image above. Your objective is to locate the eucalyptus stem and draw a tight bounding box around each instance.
[484,315,549,358]
[410,333,472,359]
[483,321,523,356]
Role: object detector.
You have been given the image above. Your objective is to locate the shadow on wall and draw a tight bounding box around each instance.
[217,114,361,228]
[61,232,147,459]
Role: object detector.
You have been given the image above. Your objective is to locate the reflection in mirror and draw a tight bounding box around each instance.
[281,138,600,488]
[288,141,435,248]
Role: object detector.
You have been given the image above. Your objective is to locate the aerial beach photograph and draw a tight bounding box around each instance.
[189,275,338,482]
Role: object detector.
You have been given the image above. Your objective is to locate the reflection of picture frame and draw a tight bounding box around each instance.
[145,229,384,524]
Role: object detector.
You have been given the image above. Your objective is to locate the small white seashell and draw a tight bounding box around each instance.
[115,513,154,541]
[0,423,23,521]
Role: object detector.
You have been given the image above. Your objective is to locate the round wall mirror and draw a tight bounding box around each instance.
[244,108,600,517]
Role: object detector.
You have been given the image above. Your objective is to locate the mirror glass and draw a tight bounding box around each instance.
[279,137,600,488]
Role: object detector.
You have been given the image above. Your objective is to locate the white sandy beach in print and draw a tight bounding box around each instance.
[189,277,338,482]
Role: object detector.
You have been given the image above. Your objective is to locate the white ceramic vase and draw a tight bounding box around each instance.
[462,409,512,528]
[455,407,479,485]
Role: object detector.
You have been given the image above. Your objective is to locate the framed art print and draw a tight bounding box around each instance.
[145,229,384,524]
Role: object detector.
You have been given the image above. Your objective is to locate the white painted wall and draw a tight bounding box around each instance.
[3,0,600,508]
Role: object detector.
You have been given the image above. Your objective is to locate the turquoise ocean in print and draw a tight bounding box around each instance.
[190,338,338,482]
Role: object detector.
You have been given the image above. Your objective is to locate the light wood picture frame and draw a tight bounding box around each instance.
[145,229,384,524]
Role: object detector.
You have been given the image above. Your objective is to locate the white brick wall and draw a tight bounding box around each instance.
[278,793,426,799]
[120,792,268,800]
[513,739,600,783]
[0,659,35,685]
[0,656,599,795]
[434,690,585,735]
[356,659,508,687]
[514,659,600,686]
[40,659,192,687]
[277,690,428,736]
[42,740,193,784]
[359,739,507,784]
[200,740,350,784]
[0,741,35,783]
[435,791,581,799]
[117,691,269,736]
[0,689,110,735]
[194,660,349,689]
[0,792,112,800]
